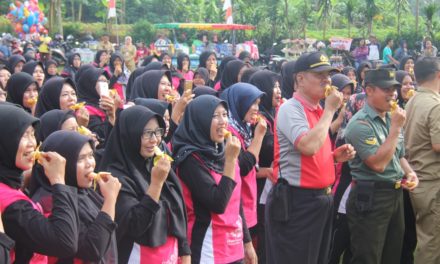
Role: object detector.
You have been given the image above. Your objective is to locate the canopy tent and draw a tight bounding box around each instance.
[154,23,255,31]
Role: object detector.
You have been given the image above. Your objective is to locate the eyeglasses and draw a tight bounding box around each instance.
[142,128,164,140]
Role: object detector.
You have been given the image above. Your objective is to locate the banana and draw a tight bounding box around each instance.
[390,100,398,113]
[153,146,174,166]
[69,102,85,111]
[77,126,92,136]
[164,94,176,103]
[324,85,338,97]
[223,129,232,138]
[407,89,415,98]
[27,97,38,106]
[32,143,43,164]
[89,172,110,191]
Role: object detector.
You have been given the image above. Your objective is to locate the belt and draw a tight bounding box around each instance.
[278,178,332,195]
[352,180,402,190]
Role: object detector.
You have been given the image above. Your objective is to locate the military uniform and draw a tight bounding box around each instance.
[344,69,406,264]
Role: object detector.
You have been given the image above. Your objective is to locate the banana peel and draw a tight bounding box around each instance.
[69,102,85,111]
[32,143,43,164]
[324,85,338,97]
[89,172,110,191]
[153,146,173,166]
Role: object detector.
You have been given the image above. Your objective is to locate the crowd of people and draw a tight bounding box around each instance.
[0,31,439,264]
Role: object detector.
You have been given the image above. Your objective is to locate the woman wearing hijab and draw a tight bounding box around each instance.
[193,67,210,88]
[44,59,58,81]
[35,76,78,116]
[220,83,267,239]
[6,72,39,115]
[220,60,250,91]
[22,61,45,88]
[177,53,194,81]
[160,52,185,94]
[141,55,159,67]
[100,106,190,263]
[198,51,218,87]
[240,67,260,84]
[329,74,354,137]
[173,95,257,264]
[0,103,79,262]
[30,130,121,263]
[62,53,82,81]
[395,70,417,264]
[0,66,11,90]
[356,61,372,93]
[214,56,237,87]
[134,98,176,144]
[131,70,174,101]
[7,54,26,73]
[77,67,117,146]
[109,52,129,102]
[126,61,165,101]
[399,55,415,78]
[93,50,111,76]
[280,60,296,99]
[74,63,93,85]
[38,109,78,141]
[396,70,416,109]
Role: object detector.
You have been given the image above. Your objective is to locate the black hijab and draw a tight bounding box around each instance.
[240,67,260,83]
[74,63,93,85]
[177,53,190,71]
[100,106,187,247]
[22,61,44,76]
[0,104,39,189]
[44,59,58,80]
[220,60,246,91]
[35,76,76,117]
[249,70,280,126]
[173,95,228,173]
[77,67,108,108]
[396,70,411,106]
[215,56,237,83]
[356,61,372,84]
[342,66,356,76]
[38,109,76,141]
[130,70,172,100]
[126,62,165,101]
[399,55,414,71]
[7,54,25,73]
[194,67,210,85]
[193,86,219,98]
[6,72,38,112]
[198,51,216,68]
[94,50,108,67]
[281,60,296,99]
[141,55,159,67]
[134,98,171,117]
[109,52,125,73]
[238,51,251,61]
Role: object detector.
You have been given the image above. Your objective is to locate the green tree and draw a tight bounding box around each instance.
[393,0,410,36]
[317,0,333,39]
[345,0,356,36]
[423,3,439,40]
[364,0,379,34]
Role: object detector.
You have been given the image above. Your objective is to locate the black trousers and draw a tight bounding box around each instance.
[328,213,352,264]
[401,189,417,264]
[265,182,334,264]
[347,185,404,264]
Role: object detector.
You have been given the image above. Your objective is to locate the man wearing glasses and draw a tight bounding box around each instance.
[345,68,418,264]
[404,57,440,263]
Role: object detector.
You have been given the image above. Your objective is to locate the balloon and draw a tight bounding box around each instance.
[9,3,16,10]
[42,17,47,25]
[24,8,29,17]
[23,24,29,33]
[18,7,23,18]
[15,1,22,7]
[30,25,36,33]
[10,9,18,16]
[42,28,48,35]
[24,1,29,7]
[27,13,35,25]
[15,23,23,33]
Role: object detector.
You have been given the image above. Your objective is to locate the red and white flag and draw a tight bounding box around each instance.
[108,0,116,18]
[223,0,233,24]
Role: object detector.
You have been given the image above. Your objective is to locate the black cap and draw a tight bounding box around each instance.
[364,69,401,89]
[293,52,339,73]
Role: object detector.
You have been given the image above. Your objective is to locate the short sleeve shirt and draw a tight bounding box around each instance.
[383,46,392,64]
[274,95,335,188]
[404,88,440,181]
[345,103,405,182]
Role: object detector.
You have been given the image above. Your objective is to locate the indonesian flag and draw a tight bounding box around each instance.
[108,0,116,18]
[223,0,233,24]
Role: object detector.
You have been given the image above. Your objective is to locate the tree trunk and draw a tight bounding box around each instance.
[120,0,126,24]
[415,0,419,36]
[348,22,351,37]
[283,0,291,39]
[323,19,327,39]
[397,5,400,36]
[71,0,75,22]
[55,0,63,35]
[368,20,373,35]
[49,0,55,34]
[78,3,82,22]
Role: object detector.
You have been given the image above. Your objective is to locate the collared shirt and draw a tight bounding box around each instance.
[404,87,440,181]
[345,102,405,182]
[273,94,335,189]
